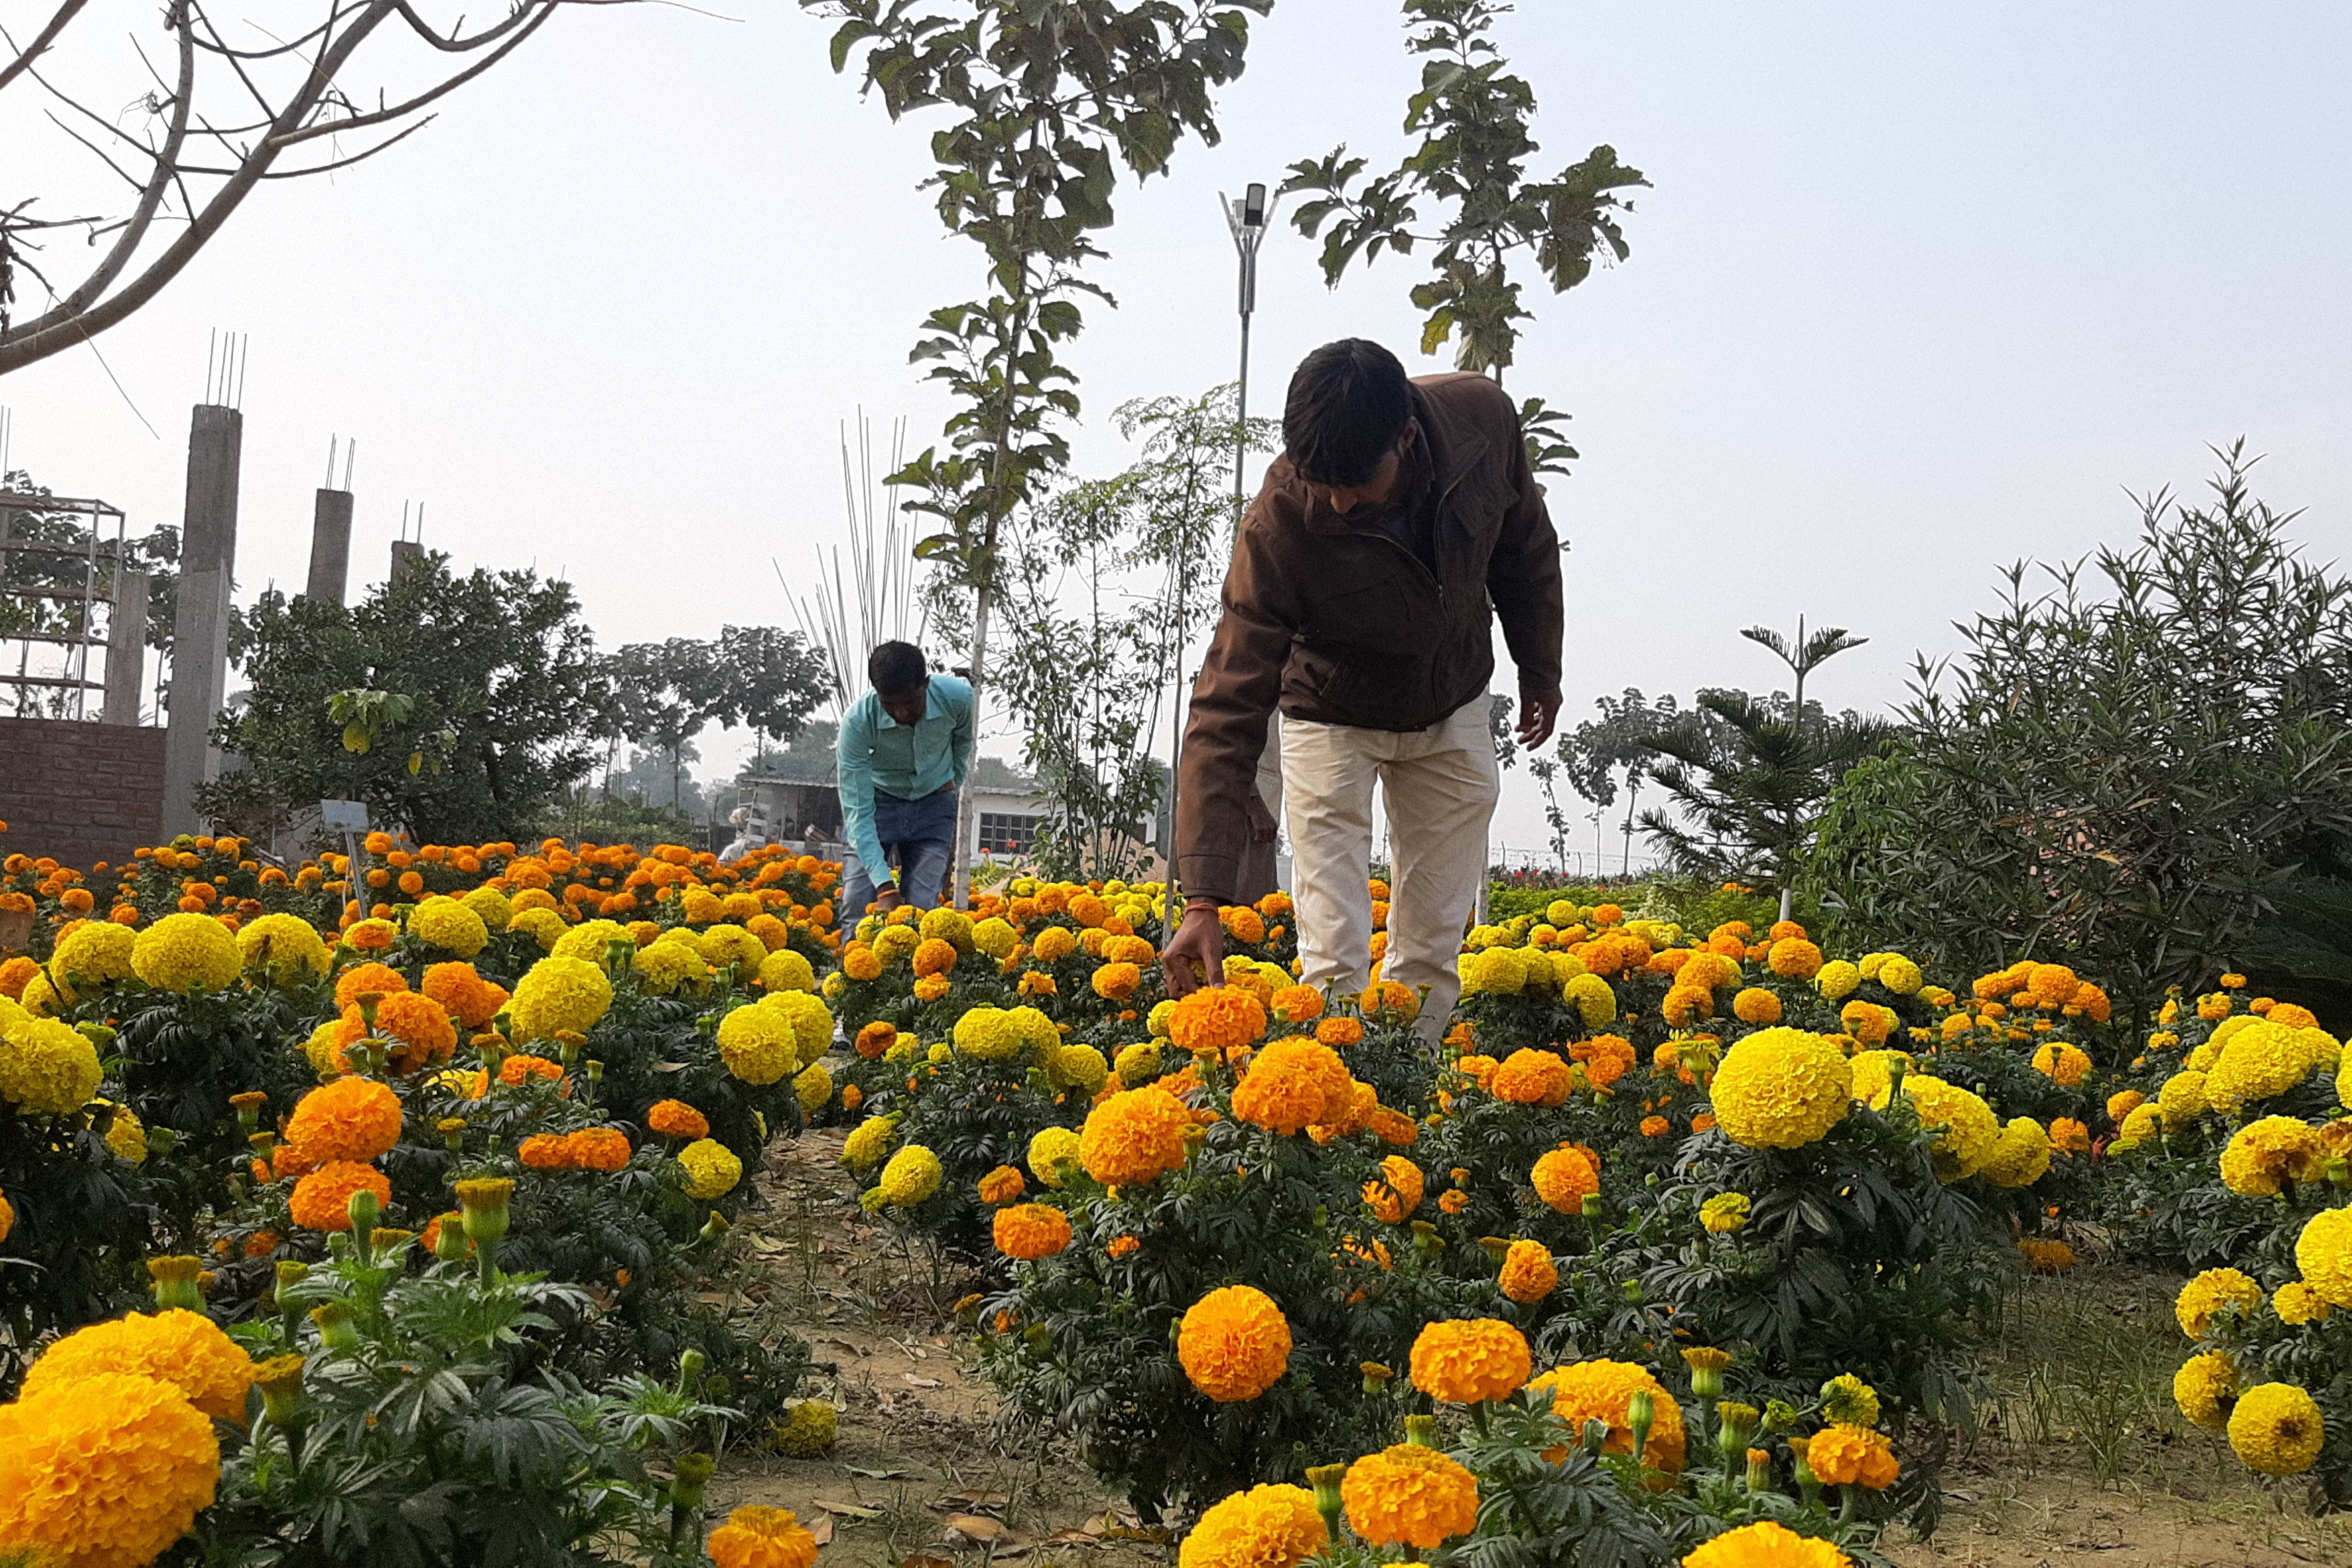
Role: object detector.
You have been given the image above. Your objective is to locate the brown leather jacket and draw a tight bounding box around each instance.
[1174,372,1564,904]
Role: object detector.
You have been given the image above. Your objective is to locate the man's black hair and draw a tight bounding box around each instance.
[1283,338,1414,488]
[869,641,928,697]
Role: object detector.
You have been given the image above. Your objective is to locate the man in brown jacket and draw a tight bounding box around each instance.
[1164,338,1563,1031]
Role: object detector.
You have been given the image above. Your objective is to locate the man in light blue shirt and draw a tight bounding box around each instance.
[836,641,975,915]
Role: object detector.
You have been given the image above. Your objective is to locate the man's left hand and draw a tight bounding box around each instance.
[1515,686,1563,750]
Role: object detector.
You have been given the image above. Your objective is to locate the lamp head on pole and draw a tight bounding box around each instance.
[1242,182,1267,229]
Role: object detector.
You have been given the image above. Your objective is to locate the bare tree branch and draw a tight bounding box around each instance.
[0,0,89,97]
[2,0,633,375]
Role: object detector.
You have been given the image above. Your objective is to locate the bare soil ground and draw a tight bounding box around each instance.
[705,1131,2352,1568]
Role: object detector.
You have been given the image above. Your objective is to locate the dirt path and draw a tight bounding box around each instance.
[707,1130,2352,1568]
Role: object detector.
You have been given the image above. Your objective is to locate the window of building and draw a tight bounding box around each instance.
[978,812,1041,855]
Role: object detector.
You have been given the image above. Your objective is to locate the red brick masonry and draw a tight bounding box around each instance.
[0,715,167,868]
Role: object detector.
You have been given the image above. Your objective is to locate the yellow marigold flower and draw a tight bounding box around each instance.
[1711,1028,1852,1150]
[23,1307,256,1421]
[1052,1043,1110,1095]
[1844,1049,1912,1108]
[1028,1125,1082,1187]
[1528,1359,1687,1473]
[1364,1154,1425,1224]
[1766,938,1824,980]
[1877,1074,1998,1180]
[2276,1281,2332,1326]
[1804,1424,1898,1489]
[2106,1088,2146,1123]
[1177,1284,1291,1402]
[2228,1382,2325,1476]
[131,910,241,992]
[2220,1116,2326,1197]
[1683,1520,1852,1568]
[697,923,768,973]
[992,1203,1073,1261]
[1176,1484,1327,1568]
[2207,1020,2321,1112]
[1981,1117,2052,1188]
[1815,960,1861,1000]
[793,1061,834,1117]
[758,947,817,994]
[2183,1354,2239,1438]
[716,1002,798,1086]
[1731,987,1782,1025]
[841,1114,899,1172]
[290,1160,392,1232]
[770,1399,838,1459]
[2156,1069,2209,1126]
[1564,972,1616,1027]
[2296,1207,2352,1307]
[679,1137,744,1200]
[1114,1042,1164,1083]
[2049,1117,2091,1155]
[1232,1038,1354,1135]
[953,1006,1028,1062]
[283,1076,404,1165]
[1876,954,1924,995]
[632,938,713,995]
[408,896,489,957]
[51,919,137,994]
[1820,1373,1880,1427]
[0,1371,222,1565]
[1340,1443,1479,1550]
[1700,1192,1752,1234]
[1532,1146,1601,1213]
[1410,1318,1531,1404]
[0,1016,104,1116]
[507,955,614,1042]
[1080,1086,1193,1185]
[707,1504,819,1568]
[878,1144,943,1207]
[2176,1267,2265,1339]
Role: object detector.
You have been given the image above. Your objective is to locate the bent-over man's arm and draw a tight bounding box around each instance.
[1174,524,1295,908]
[1484,395,1565,744]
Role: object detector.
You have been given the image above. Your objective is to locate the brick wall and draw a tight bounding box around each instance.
[0,715,168,868]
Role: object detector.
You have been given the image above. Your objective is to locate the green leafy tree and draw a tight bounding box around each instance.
[610,640,722,812]
[806,0,1273,898]
[1813,444,2352,1029]
[1552,687,1678,876]
[200,553,615,845]
[1282,0,1647,474]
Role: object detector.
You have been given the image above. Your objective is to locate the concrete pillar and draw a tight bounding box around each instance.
[161,404,241,837]
[102,570,149,725]
[305,489,354,605]
[389,538,425,588]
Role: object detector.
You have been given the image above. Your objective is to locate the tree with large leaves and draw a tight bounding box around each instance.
[805,0,1272,899]
[1282,0,1647,475]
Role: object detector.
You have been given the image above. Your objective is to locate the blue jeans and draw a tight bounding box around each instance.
[840,786,958,917]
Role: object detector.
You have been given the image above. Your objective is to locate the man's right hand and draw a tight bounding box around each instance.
[874,884,905,911]
[1161,903,1225,997]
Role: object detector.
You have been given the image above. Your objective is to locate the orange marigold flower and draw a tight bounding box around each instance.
[1364,1154,1425,1223]
[500,1054,564,1086]
[0,1372,221,1567]
[1499,1239,1558,1303]
[518,1133,573,1170]
[648,1099,710,1139]
[334,960,410,1011]
[1316,1015,1365,1048]
[1641,1115,1671,1137]
[1269,984,1325,1024]
[1108,1234,1142,1259]
[1168,986,1269,1055]
[1340,1442,1479,1549]
[1805,1424,1899,1489]
[22,1306,257,1421]
[424,961,509,1029]
[1092,961,1143,1001]
[1410,1318,1531,1404]
[1528,1359,1687,1474]
[290,1159,392,1232]
[707,1504,819,1568]
[282,1076,403,1165]
[564,1127,632,1172]
[979,1164,1027,1205]
[1491,1047,1575,1106]
[1232,1038,1354,1135]
[853,1020,896,1059]
[1766,938,1824,980]
[1176,1484,1325,1568]
[358,990,460,1074]
[993,1203,1074,1261]
[1177,1285,1291,1402]
[1079,1086,1193,1185]
[1532,1146,1600,1213]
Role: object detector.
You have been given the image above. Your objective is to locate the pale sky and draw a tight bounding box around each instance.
[6,0,2349,864]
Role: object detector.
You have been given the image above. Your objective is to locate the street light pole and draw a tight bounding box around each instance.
[1161,184,1275,946]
